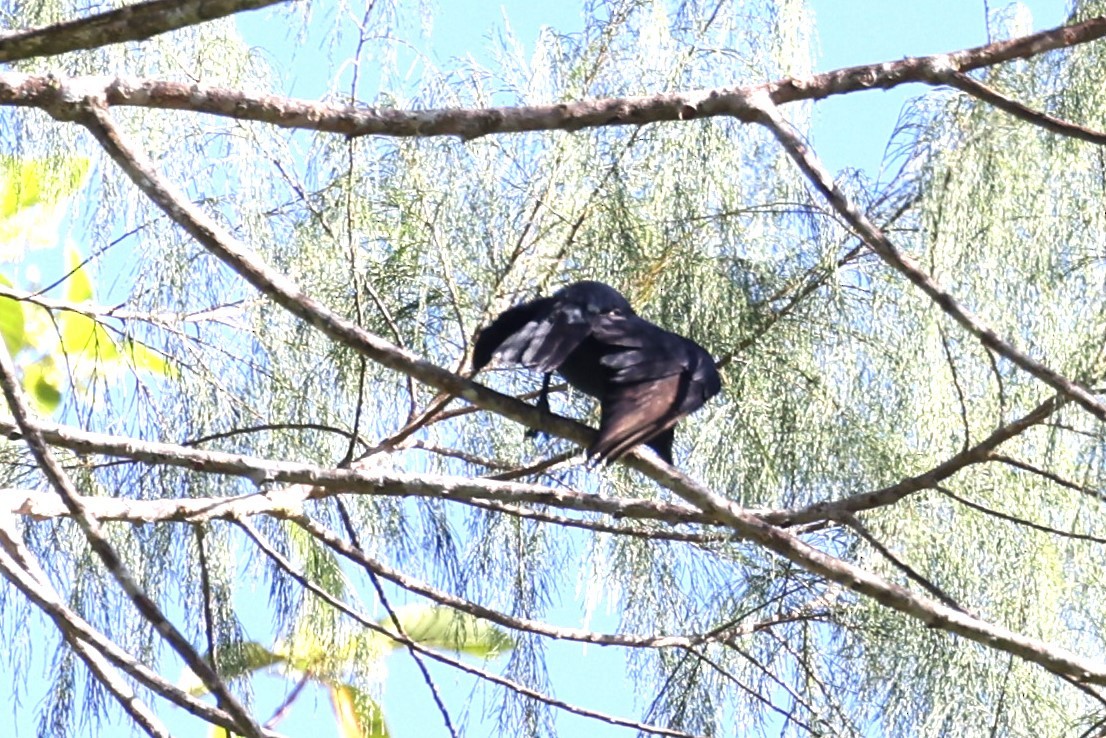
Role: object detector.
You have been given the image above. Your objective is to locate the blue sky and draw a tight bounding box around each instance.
[3,1,1074,737]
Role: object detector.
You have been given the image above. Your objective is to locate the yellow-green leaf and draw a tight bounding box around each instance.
[329,684,389,738]
[123,338,176,378]
[0,274,24,354]
[0,157,90,255]
[0,156,90,218]
[58,313,119,366]
[382,604,513,658]
[22,357,62,413]
[64,245,93,303]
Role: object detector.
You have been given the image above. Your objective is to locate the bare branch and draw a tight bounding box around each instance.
[1,17,1103,138]
[0,516,169,738]
[0,511,266,735]
[0,0,288,63]
[0,419,710,526]
[937,486,1106,545]
[764,394,1066,526]
[845,514,966,612]
[945,71,1106,145]
[753,90,1106,419]
[0,329,263,737]
[989,454,1106,502]
[294,514,716,649]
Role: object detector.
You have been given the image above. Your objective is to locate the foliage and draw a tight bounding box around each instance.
[2,1,1106,738]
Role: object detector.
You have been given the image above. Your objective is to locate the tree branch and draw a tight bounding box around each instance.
[0,418,711,526]
[0,0,288,63]
[944,70,1106,145]
[0,510,267,735]
[0,332,263,737]
[752,90,1106,420]
[1,17,1103,137]
[765,394,1066,526]
[0,516,169,738]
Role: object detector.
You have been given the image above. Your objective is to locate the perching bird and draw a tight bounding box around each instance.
[472,280,721,464]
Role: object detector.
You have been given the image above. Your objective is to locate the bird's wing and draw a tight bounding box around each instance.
[472,297,555,371]
[591,374,687,463]
[473,295,599,374]
[586,314,722,463]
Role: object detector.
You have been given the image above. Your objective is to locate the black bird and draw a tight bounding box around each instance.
[472,280,721,464]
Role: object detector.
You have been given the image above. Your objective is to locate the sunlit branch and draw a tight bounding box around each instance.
[238,518,701,738]
[988,453,1106,502]
[0,517,169,738]
[844,514,965,612]
[0,420,711,525]
[0,511,264,735]
[0,0,288,63]
[0,338,264,737]
[293,514,718,650]
[460,496,738,543]
[4,17,1105,137]
[754,90,1106,418]
[762,394,1066,526]
[936,485,1106,545]
[0,283,245,329]
[332,497,459,738]
[944,70,1106,145]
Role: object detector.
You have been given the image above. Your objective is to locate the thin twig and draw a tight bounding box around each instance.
[335,496,458,738]
[238,517,698,738]
[0,306,263,736]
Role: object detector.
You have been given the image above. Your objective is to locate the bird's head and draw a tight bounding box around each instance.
[553,280,635,316]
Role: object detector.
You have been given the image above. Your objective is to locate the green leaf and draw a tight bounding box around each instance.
[0,156,90,219]
[0,274,25,354]
[382,604,513,658]
[329,684,389,738]
[122,338,176,378]
[0,157,90,255]
[64,244,93,303]
[181,641,286,695]
[58,312,120,365]
[22,357,62,414]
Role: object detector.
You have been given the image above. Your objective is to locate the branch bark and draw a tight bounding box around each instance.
[0,16,1102,137]
[73,97,1106,687]
[0,0,288,63]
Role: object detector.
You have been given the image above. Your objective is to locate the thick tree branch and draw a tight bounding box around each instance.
[0,0,288,63]
[0,419,711,526]
[2,17,1104,138]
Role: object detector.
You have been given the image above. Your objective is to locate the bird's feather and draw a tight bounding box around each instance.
[472,281,721,464]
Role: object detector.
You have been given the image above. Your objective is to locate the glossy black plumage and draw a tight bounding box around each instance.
[473,281,721,464]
